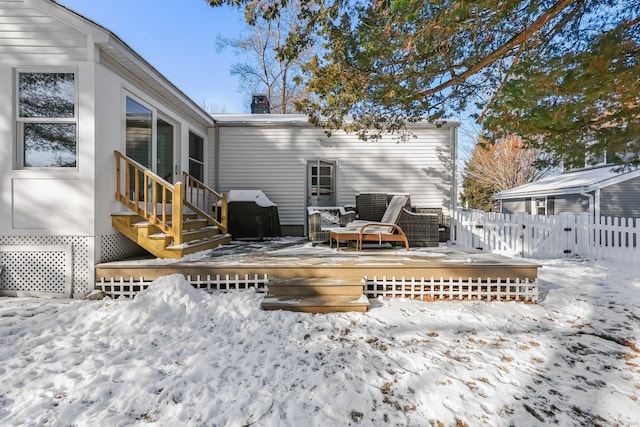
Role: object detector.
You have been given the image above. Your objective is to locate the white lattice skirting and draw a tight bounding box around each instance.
[364,276,538,303]
[0,245,73,298]
[97,274,269,299]
[0,234,154,298]
[97,273,538,303]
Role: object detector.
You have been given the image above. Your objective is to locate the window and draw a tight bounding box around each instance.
[125,97,152,168]
[311,162,334,196]
[188,131,204,181]
[17,72,77,168]
[125,96,176,183]
[308,159,336,206]
[534,197,554,215]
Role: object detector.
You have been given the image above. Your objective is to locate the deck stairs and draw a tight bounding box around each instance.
[261,278,370,313]
[111,212,231,259]
[112,151,231,259]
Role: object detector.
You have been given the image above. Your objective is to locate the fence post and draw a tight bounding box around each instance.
[220,192,228,234]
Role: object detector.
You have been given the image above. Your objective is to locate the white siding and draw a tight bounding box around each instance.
[0,0,88,64]
[92,61,211,235]
[214,123,453,226]
[0,0,94,237]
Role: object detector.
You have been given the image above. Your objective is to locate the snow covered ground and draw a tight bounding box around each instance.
[1,247,639,426]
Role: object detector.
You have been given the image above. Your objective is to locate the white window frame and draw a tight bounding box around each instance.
[534,197,547,215]
[15,68,78,170]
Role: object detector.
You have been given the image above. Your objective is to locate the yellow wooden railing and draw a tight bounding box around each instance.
[182,171,228,234]
[114,151,227,245]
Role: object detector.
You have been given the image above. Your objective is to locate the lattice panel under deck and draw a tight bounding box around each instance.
[364,276,538,303]
[0,236,90,296]
[96,274,269,299]
[0,245,72,297]
[99,234,148,263]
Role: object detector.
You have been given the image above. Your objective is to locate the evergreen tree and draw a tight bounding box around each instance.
[461,174,497,212]
[206,0,639,165]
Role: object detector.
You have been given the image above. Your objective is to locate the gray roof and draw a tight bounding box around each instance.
[211,114,461,128]
[495,166,640,199]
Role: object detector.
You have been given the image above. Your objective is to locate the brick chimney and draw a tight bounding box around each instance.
[251,94,270,114]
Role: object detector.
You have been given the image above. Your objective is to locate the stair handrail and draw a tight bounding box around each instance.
[114,150,184,245]
[182,172,228,234]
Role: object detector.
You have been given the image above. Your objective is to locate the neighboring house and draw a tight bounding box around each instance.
[211,115,459,236]
[494,165,640,219]
[0,0,459,298]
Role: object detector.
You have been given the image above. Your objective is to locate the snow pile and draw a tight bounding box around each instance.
[0,258,639,426]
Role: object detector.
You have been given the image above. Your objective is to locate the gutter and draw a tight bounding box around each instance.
[579,188,595,223]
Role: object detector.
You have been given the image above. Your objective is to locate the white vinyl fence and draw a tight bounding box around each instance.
[453,210,639,261]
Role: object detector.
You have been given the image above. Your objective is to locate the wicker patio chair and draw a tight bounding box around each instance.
[413,207,450,242]
[397,208,439,247]
[356,193,388,221]
[331,195,410,250]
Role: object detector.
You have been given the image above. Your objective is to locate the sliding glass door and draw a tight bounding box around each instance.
[125,96,176,183]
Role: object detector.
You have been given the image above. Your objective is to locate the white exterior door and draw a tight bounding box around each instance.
[307,159,336,207]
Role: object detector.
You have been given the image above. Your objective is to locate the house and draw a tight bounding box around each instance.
[0,0,459,298]
[0,0,224,298]
[494,165,640,219]
[211,114,459,236]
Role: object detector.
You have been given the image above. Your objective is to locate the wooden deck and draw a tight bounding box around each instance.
[95,240,540,310]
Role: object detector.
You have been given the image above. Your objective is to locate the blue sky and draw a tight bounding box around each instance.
[58,0,250,113]
[57,0,477,159]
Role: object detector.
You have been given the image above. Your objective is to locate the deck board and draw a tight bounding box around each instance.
[96,242,539,282]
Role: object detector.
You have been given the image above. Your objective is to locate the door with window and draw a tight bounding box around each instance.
[125,96,178,183]
[307,159,336,207]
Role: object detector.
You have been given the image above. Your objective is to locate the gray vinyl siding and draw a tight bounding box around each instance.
[600,177,640,218]
[0,1,87,63]
[501,199,528,215]
[213,124,452,226]
[553,194,590,214]
[501,194,590,215]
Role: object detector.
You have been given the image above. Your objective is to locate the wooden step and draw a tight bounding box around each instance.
[266,277,364,298]
[182,218,209,230]
[180,226,221,243]
[112,213,230,259]
[165,234,232,258]
[261,295,370,313]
